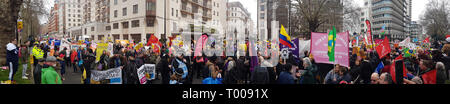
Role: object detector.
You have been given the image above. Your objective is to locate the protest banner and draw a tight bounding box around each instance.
[298,40,310,58]
[95,43,109,62]
[59,43,70,52]
[137,64,156,84]
[108,43,114,56]
[279,38,299,59]
[311,32,349,67]
[90,67,122,84]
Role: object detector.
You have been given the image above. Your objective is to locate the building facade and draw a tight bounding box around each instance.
[369,0,412,41]
[410,21,423,41]
[227,1,252,40]
[58,0,83,38]
[48,2,59,36]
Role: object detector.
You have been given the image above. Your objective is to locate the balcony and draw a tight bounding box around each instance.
[202,12,212,19]
[182,0,211,10]
[181,5,193,15]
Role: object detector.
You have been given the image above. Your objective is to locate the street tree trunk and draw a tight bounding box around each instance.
[0,0,23,65]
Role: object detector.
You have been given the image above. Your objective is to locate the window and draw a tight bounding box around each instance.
[123,8,127,16]
[260,13,264,19]
[114,0,118,5]
[146,18,154,27]
[176,10,178,17]
[123,34,128,40]
[261,5,264,11]
[91,27,95,31]
[146,1,156,11]
[113,23,119,29]
[122,21,129,29]
[132,20,140,27]
[133,5,138,14]
[68,19,71,21]
[106,26,111,30]
[172,8,174,16]
[114,10,118,17]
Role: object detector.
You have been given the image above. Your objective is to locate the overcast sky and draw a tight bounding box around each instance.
[357,0,428,21]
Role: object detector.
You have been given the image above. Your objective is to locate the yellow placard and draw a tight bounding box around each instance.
[95,43,109,62]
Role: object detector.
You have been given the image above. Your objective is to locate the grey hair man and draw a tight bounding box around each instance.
[379,72,392,84]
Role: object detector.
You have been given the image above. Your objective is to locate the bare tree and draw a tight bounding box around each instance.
[342,0,361,35]
[291,0,345,39]
[420,0,450,41]
[19,0,49,43]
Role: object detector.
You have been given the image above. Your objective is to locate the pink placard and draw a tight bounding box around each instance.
[310,32,349,67]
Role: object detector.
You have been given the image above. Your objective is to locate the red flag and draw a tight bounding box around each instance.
[390,63,397,83]
[147,34,162,53]
[376,37,390,59]
[422,70,436,84]
[365,20,373,48]
[390,55,408,83]
[423,37,430,43]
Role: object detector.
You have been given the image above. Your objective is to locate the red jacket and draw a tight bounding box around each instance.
[71,51,78,63]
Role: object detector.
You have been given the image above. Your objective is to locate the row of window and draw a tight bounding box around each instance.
[372,0,392,6]
[372,7,392,13]
[111,20,141,30]
[373,14,392,19]
[113,4,139,18]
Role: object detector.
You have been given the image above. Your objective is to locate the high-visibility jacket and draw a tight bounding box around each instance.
[32,46,44,59]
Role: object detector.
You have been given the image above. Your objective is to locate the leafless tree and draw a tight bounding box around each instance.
[291,0,346,39]
[342,0,361,35]
[19,0,49,42]
[420,0,450,41]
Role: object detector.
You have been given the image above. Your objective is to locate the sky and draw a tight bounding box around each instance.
[356,0,428,21]
[41,0,55,24]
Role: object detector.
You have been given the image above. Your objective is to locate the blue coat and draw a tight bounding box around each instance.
[278,71,295,84]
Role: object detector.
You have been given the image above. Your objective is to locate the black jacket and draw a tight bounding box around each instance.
[123,59,139,84]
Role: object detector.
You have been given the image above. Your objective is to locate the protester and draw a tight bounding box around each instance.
[379,72,393,84]
[7,39,19,82]
[298,57,317,84]
[70,49,78,73]
[41,56,62,84]
[436,62,446,84]
[57,48,67,80]
[123,49,139,84]
[370,73,380,84]
[20,41,31,79]
[250,56,270,84]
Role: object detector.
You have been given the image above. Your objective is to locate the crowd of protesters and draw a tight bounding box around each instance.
[4,34,449,84]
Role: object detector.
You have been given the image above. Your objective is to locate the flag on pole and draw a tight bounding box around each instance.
[375,62,384,74]
[375,37,391,59]
[279,25,295,48]
[365,20,373,49]
[328,26,337,62]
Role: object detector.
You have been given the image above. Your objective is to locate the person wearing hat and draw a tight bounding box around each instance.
[41,56,62,84]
